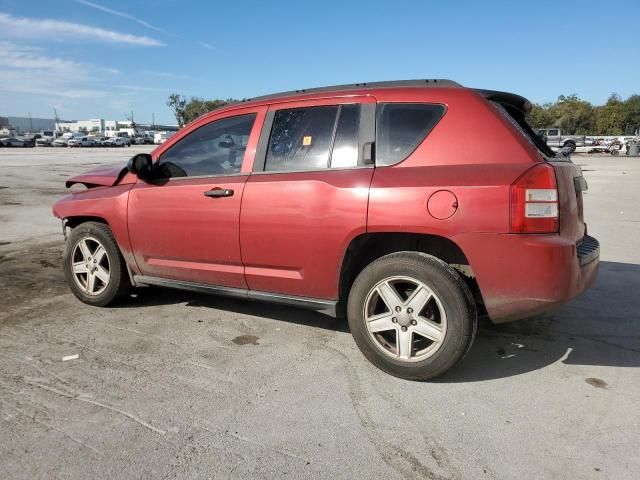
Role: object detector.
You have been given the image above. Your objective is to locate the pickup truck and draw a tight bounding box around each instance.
[536,128,586,153]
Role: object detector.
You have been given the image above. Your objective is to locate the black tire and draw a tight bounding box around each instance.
[347,252,476,381]
[63,221,131,306]
[563,141,577,153]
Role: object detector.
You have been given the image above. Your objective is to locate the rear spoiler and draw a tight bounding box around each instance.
[474,89,533,114]
[475,89,556,158]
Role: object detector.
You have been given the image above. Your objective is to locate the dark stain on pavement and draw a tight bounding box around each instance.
[585,377,608,389]
[232,335,260,346]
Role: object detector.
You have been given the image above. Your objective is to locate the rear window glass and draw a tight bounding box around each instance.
[266,106,338,171]
[330,104,360,168]
[376,103,445,166]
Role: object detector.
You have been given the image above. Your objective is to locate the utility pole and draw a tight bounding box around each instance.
[152,113,155,130]
[28,112,33,132]
[54,108,60,132]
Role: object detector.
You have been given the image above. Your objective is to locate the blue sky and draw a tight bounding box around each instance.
[0,0,638,124]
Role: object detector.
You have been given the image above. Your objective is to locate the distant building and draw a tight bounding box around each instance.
[55,118,178,136]
[56,119,104,133]
[1,114,178,136]
[6,116,56,133]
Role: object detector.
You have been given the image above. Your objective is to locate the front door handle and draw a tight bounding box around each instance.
[204,188,234,198]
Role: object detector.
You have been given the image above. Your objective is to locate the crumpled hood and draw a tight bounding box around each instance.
[66,162,129,188]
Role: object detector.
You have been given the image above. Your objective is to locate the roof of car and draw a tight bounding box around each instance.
[189,79,532,126]
[239,79,461,103]
[189,79,461,124]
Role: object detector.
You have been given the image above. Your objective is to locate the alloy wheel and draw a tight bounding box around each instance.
[363,276,447,362]
[70,236,111,296]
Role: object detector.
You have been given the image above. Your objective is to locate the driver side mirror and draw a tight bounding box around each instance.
[127,153,154,180]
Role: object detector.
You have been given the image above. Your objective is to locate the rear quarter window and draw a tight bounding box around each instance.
[376,103,445,166]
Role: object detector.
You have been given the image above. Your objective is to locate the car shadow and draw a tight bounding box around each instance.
[116,286,350,333]
[442,260,640,382]
[116,260,639,381]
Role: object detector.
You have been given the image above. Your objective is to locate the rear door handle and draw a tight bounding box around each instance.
[204,188,234,198]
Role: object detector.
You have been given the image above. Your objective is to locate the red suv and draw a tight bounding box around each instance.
[53,80,599,380]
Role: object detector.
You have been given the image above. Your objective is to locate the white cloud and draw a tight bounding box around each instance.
[72,0,218,52]
[0,42,101,98]
[73,0,172,36]
[100,67,122,75]
[142,69,189,79]
[117,85,170,92]
[0,12,164,47]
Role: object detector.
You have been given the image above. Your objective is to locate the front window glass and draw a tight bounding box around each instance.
[158,114,256,178]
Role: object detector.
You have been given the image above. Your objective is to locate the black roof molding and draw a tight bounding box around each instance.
[475,89,532,114]
[241,79,462,103]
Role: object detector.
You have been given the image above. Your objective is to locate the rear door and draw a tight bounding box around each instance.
[240,96,376,299]
[128,106,266,288]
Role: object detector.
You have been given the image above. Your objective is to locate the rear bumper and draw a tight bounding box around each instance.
[454,232,599,323]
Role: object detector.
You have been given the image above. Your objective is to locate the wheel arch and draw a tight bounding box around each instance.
[65,215,110,229]
[337,232,484,316]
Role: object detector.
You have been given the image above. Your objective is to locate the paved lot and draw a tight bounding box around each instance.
[1,148,639,479]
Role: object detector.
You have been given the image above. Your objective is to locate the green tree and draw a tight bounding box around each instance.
[526,95,595,134]
[548,94,595,135]
[621,94,640,134]
[166,93,187,127]
[594,93,625,135]
[167,95,238,127]
[527,103,555,129]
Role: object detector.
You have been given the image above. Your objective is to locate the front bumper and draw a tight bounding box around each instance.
[454,233,600,323]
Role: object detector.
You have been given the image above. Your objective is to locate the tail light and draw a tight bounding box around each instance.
[511,163,559,233]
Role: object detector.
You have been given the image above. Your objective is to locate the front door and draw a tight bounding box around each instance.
[128,108,265,288]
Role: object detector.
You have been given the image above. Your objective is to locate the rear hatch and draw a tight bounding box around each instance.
[478,89,587,243]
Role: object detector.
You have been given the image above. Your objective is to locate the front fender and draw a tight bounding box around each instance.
[52,184,137,270]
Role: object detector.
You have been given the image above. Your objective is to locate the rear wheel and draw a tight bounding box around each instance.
[347,252,476,380]
[563,141,577,153]
[63,221,131,306]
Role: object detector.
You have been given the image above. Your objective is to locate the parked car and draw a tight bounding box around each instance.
[104,137,130,147]
[90,136,108,146]
[36,136,54,147]
[0,137,35,147]
[154,132,175,144]
[537,128,586,153]
[68,136,94,147]
[133,136,146,145]
[52,80,599,380]
[54,132,81,147]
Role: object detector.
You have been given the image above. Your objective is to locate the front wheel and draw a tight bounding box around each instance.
[347,252,476,380]
[63,221,131,306]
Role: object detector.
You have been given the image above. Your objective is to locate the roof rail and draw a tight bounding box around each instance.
[241,79,461,103]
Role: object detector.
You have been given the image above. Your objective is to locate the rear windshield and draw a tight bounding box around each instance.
[491,101,556,158]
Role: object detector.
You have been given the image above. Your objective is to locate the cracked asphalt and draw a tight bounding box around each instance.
[1,148,639,479]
